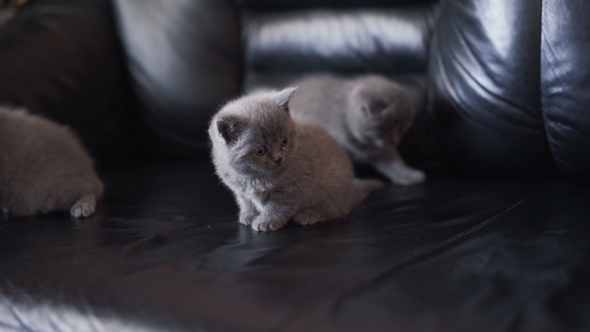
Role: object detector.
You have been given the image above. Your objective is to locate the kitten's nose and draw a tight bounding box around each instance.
[274,157,283,164]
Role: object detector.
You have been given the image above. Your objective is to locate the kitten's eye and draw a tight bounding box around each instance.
[255,147,266,156]
[281,138,288,146]
[361,106,369,114]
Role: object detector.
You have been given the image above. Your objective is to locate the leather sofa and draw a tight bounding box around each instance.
[1,0,589,331]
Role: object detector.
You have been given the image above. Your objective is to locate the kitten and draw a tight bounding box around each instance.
[208,87,383,232]
[0,107,104,218]
[289,74,426,185]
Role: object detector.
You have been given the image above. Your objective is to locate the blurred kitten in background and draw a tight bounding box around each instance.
[0,107,103,219]
[289,74,425,185]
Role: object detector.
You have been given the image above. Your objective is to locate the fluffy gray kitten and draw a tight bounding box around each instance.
[0,107,104,218]
[289,74,426,185]
[209,87,383,232]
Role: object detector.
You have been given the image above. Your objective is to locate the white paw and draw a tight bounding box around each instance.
[70,202,95,218]
[251,217,284,232]
[239,211,256,225]
[389,168,426,186]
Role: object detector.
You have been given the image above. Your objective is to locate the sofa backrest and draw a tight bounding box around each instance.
[239,1,436,90]
[112,0,438,159]
[112,0,590,180]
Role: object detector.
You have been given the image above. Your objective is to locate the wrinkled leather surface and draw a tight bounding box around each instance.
[427,0,556,177]
[234,0,436,10]
[0,0,129,162]
[112,0,242,158]
[1,162,590,332]
[243,6,435,75]
[541,0,590,181]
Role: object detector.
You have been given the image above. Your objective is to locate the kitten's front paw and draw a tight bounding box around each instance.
[251,217,285,232]
[239,211,256,225]
[388,167,426,186]
[70,194,97,218]
[70,202,95,218]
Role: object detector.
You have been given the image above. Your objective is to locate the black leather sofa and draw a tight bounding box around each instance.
[1,0,590,331]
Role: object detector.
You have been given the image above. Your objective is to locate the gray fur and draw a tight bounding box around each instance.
[209,88,383,232]
[0,107,104,218]
[290,74,426,185]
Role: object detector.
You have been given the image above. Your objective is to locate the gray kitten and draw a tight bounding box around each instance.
[209,87,383,232]
[0,107,104,218]
[289,74,426,185]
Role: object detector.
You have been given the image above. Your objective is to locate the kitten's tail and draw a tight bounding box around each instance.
[350,178,384,209]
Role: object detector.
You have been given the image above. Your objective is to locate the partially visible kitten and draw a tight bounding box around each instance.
[289,74,426,185]
[0,107,104,218]
[209,87,383,232]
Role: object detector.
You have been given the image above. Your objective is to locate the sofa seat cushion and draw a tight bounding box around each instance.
[0,162,588,331]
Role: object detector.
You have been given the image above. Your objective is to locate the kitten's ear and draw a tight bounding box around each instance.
[274,87,298,112]
[216,115,245,145]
